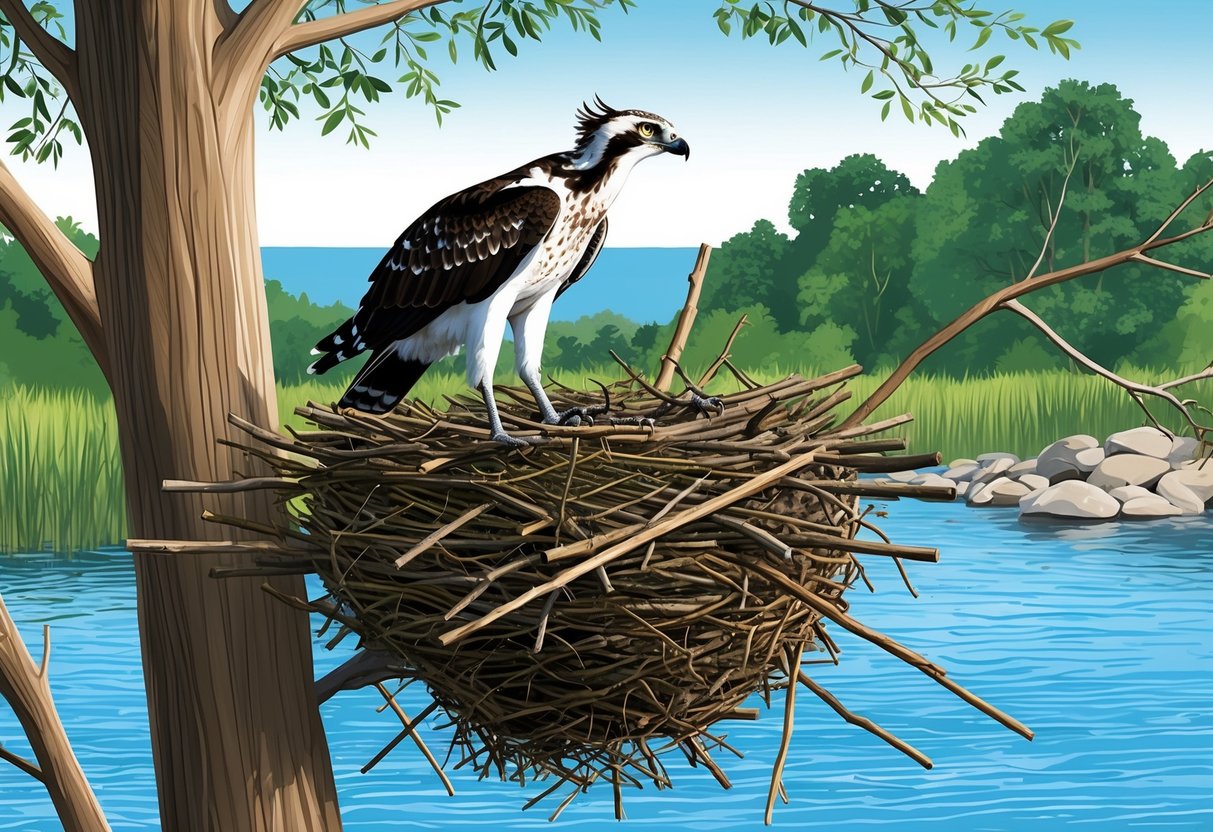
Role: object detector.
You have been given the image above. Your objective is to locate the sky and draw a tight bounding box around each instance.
[5,0,1212,248]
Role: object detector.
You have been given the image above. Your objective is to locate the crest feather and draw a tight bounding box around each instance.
[575,95,621,150]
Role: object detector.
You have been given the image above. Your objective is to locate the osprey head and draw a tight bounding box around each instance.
[572,96,689,168]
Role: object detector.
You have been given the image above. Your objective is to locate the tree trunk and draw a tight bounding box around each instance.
[74,4,342,829]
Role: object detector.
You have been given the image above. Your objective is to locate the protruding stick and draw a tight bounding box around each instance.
[655,244,713,392]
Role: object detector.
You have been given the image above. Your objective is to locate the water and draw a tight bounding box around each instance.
[1,501,1210,830]
[261,247,700,324]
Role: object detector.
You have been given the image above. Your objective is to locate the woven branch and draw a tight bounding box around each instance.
[169,369,1029,820]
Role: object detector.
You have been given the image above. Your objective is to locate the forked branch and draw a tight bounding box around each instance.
[1002,299,1212,439]
[273,0,447,59]
[843,178,1213,430]
[0,593,108,831]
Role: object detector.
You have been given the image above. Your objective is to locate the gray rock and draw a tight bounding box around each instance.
[1087,454,1171,491]
[985,478,1032,507]
[947,458,978,469]
[968,477,1008,505]
[1008,458,1039,478]
[1168,437,1200,468]
[977,451,1020,464]
[1019,480,1121,520]
[972,457,1016,485]
[1121,495,1184,519]
[1155,469,1213,516]
[1105,426,1172,459]
[887,470,919,483]
[1017,474,1049,492]
[1036,435,1100,481]
[965,481,989,504]
[953,481,970,499]
[941,463,981,482]
[1074,447,1106,472]
[1108,485,1154,502]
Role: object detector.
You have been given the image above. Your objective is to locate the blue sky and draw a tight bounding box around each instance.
[8,1,1211,247]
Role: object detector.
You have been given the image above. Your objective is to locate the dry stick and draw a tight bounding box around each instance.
[361,700,440,774]
[843,179,1213,430]
[375,683,456,796]
[697,313,749,388]
[438,447,839,646]
[765,645,802,826]
[393,503,493,568]
[655,243,713,392]
[798,671,932,769]
[736,558,1034,741]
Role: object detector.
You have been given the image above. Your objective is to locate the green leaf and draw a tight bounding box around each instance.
[860,70,874,94]
[320,109,344,136]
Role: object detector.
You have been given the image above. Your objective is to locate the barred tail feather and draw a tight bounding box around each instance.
[308,316,367,375]
[338,351,430,414]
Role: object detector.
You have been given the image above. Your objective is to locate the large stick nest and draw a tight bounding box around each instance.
[197,364,1028,819]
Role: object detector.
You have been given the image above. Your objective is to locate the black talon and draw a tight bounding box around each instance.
[690,393,726,418]
[491,431,542,448]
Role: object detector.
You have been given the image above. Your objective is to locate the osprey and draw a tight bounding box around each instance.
[308,98,689,446]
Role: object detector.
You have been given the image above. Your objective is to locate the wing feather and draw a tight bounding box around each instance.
[355,180,561,345]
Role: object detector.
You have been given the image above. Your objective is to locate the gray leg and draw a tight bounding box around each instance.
[519,369,562,425]
[480,381,537,448]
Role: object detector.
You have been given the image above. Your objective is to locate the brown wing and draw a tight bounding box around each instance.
[353,181,561,347]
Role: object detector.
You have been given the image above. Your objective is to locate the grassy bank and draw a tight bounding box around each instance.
[3,367,1207,552]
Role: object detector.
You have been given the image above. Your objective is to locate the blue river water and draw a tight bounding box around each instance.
[0,499,1210,830]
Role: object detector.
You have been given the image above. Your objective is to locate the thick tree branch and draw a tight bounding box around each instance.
[842,179,1213,429]
[0,593,109,831]
[272,0,447,60]
[0,0,79,103]
[0,158,106,375]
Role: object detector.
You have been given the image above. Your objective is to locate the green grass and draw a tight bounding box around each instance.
[0,387,125,553]
[4,366,1208,552]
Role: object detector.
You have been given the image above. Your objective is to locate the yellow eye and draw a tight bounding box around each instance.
[638,122,656,139]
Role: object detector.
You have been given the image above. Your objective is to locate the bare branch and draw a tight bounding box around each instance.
[1145,178,1213,245]
[272,0,449,60]
[315,649,403,704]
[843,179,1213,430]
[0,0,79,102]
[1130,253,1212,281]
[1027,151,1078,279]
[0,742,43,781]
[0,158,105,374]
[0,592,108,829]
[1001,298,1212,439]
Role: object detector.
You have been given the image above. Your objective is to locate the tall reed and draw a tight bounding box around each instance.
[0,387,125,553]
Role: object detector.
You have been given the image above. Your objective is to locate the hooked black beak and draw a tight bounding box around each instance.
[665,137,690,160]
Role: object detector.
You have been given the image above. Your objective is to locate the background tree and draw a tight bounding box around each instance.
[0,1,1075,828]
[911,80,1188,371]
[797,191,922,366]
[787,153,917,271]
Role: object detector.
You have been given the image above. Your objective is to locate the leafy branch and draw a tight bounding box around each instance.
[262,0,636,140]
[0,3,80,167]
[711,0,1079,136]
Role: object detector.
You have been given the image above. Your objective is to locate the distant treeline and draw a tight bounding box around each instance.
[1,80,1210,394]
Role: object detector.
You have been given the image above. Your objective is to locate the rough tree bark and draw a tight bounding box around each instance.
[68,3,341,828]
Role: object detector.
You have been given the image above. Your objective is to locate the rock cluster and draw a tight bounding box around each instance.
[880,427,1211,521]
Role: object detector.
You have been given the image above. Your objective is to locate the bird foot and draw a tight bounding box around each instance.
[491,431,543,448]
[689,393,726,418]
[545,404,611,427]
